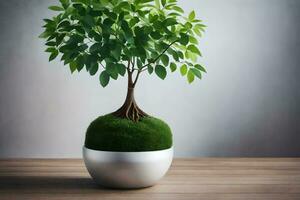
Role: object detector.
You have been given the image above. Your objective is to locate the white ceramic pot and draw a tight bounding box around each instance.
[83,146,173,189]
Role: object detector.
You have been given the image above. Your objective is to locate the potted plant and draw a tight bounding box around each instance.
[40,0,206,189]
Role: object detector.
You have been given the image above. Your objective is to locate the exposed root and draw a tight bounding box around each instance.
[113,100,149,122]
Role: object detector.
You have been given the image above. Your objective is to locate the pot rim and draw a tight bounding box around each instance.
[83,146,173,154]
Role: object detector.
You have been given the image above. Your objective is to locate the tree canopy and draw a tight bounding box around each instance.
[40,0,207,87]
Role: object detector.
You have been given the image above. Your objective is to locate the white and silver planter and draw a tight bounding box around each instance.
[83,146,173,189]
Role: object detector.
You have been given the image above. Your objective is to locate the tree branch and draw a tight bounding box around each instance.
[131,57,136,72]
[99,62,106,69]
[140,40,178,70]
[133,71,141,87]
[141,68,148,72]
[127,60,131,71]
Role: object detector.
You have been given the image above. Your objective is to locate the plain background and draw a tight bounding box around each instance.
[0,0,299,158]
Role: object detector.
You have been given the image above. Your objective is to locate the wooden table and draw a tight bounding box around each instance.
[0,158,299,200]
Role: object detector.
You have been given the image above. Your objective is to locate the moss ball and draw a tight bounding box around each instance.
[84,114,173,152]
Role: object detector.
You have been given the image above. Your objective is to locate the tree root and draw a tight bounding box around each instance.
[112,100,148,122]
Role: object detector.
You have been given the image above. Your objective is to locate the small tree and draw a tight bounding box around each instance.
[40,0,206,121]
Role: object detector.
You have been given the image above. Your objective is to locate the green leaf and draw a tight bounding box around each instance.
[140,0,153,3]
[90,43,102,53]
[48,6,64,11]
[173,6,184,13]
[170,62,177,72]
[148,65,154,74]
[73,3,86,15]
[168,12,181,17]
[179,33,189,45]
[56,34,66,46]
[161,0,166,7]
[59,0,69,4]
[116,64,126,76]
[161,54,169,66]
[45,41,56,46]
[105,11,117,20]
[89,62,99,76]
[39,31,50,39]
[111,44,122,60]
[129,17,140,27]
[72,0,88,4]
[117,2,131,12]
[83,15,95,27]
[193,19,203,23]
[60,0,70,9]
[195,24,207,30]
[155,65,167,80]
[189,36,199,45]
[164,18,177,26]
[194,24,206,36]
[100,71,110,87]
[57,20,70,29]
[106,63,119,80]
[193,27,202,36]
[187,69,195,83]
[155,0,161,9]
[194,64,207,73]
[180,64,187,76]
[76,55,85,72]
[168,48,179,61]
[149,14,159,23]
[49,50,58,61]
[100,0,109,6]
[150,31,163,40]
[191,68,202,79]
[177,51,184,59]
[185,22,192,30]
[121,20,133,38]
[187,45,202,56]
[188,11,195,21]
[188,51,198,62]
[69,61,77,73]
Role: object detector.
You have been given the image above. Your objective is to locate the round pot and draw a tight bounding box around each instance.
[83,146,173,189]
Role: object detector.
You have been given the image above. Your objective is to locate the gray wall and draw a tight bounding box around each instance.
[0,0,299,158]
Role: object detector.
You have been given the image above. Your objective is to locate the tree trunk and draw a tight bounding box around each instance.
[112,70,149,122]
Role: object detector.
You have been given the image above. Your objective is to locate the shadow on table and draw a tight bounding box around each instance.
[0,176,135,192]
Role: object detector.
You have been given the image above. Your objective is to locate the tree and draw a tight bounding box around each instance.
[40,0,206,122]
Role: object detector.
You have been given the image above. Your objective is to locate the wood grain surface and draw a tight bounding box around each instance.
[0,158,299,200]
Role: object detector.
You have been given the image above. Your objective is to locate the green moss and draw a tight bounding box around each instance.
[85,114,173,152]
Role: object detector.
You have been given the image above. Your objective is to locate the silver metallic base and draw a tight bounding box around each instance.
[83,146,173,189]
